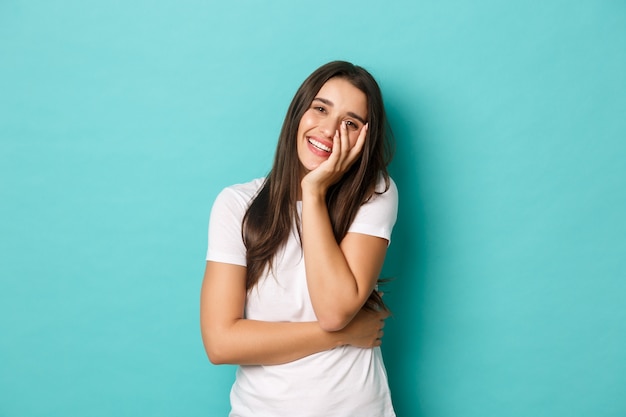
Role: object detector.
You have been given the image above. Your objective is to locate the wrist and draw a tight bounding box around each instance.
[322,326,347,347]
[300,182,327,202]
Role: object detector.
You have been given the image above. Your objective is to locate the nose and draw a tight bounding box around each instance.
[319,117,340,139]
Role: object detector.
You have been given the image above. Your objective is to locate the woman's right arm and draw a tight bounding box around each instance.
[200,261,387,366]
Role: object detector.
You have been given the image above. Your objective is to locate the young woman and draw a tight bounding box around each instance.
[200,61,398,416]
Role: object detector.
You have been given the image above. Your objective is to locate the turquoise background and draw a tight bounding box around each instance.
[1,1,625,416]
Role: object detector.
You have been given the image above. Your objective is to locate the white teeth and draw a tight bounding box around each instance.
[308,138,331,153]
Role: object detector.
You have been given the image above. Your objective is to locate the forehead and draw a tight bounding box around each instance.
[315,78,368,116]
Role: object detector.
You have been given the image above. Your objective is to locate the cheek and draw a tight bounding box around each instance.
[349,131,360,146]
[298,112,315,132]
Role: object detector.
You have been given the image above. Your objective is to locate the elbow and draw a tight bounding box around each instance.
[317,313,352,332]
[207,352,227,365]
[316,302,362,332]
[204,343,232,365]
[202,332,234,365]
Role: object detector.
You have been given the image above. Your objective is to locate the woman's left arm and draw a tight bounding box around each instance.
[302,200,388,332]
[301,122,390,331]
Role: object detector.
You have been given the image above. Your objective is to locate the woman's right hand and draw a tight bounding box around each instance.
[336,307,389,348]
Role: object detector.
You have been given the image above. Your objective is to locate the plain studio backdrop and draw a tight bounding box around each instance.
[1,1,625,416]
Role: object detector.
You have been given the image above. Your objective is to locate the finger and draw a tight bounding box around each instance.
[347,123,368,163]
[340,121,351,163]
[327,129,341,165]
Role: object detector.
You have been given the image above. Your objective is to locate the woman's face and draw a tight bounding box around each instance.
[296,77,368,174]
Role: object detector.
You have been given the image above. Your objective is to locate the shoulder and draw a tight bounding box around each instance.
[368,175,398,206]
[348,174,398,241]
[214,177,266,209]
[207,179,264,264]
[365,174,397,214]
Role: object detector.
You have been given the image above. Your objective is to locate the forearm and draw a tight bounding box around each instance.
[301,192,371,330]
[201,261,343,366]
[202,317,343,366]
[201,260,386,366]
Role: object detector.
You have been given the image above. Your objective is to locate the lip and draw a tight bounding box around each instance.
[306,136,333,157]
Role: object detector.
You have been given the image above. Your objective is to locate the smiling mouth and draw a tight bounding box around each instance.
[308,138,332,153]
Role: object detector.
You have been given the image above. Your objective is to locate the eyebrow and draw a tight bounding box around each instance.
[313,97,367,125]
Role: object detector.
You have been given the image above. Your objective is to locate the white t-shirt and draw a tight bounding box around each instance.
[206,176,398,417]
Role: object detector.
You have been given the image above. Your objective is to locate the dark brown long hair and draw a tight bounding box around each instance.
[242,61,394,310]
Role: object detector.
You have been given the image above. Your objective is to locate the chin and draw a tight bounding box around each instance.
[299,159,316,173]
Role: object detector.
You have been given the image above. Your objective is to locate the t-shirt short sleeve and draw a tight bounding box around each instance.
[347,177,398,244]
[206,184,258,266]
